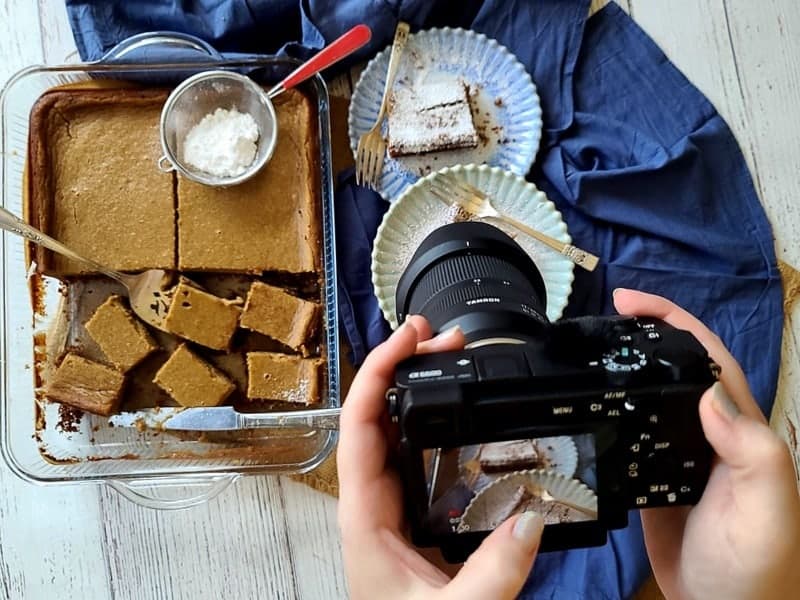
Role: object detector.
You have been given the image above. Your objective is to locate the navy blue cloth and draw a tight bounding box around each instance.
[67,1,784,598]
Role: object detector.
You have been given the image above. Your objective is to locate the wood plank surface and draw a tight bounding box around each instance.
[95,478,344,600]
[0,2,111,599]
[630,0,800,476]
[1,2,798,599]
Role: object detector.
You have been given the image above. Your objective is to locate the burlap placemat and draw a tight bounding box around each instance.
[780,260,800,313]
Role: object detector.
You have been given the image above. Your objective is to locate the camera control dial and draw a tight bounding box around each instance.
[602,347,647,372]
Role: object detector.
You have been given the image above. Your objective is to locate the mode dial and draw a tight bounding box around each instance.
[602,346,648,372]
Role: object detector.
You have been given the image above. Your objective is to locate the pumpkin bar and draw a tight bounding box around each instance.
[240,281,320,351]
[177,90,320,273]
[46,353,125,416]
[178,90,319,273]
[154,344,235,407]
[246,352,323,404]
[162,280,241,351]
[387,81,478,157]
[495,485,594,526]
[85,294,159,371]
[478,440,540,473]
[26,89,175,275]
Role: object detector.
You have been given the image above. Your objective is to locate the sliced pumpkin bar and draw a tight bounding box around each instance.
[176,90,319,274]
[240,281,321,351]
[246,351,323,405]
[162,280,241,351]
[46,353,126,416]
[27,89,175,275]
[154,344,235,407]
[85,294,159,371]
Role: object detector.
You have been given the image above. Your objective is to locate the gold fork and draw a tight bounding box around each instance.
[428,175,600,272]
[355,21,410,189]
[538,487,598,520]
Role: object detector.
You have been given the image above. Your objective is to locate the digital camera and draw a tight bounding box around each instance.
[386,222,718,562]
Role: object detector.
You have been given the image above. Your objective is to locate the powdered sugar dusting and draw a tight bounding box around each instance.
[388,82,478,156]
[281,377,310,404]
[392,196,472,274]
[182,108,259,177]
[390,71,503,179]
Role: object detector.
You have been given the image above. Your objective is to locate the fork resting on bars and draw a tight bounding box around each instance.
[427,175,600,272]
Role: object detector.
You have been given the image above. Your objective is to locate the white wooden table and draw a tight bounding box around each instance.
[1,2,799,599]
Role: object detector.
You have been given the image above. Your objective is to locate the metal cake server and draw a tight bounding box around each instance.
[110,406,342,431]
[0,206,173,331]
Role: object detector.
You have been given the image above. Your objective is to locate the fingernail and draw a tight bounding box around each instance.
[512,511,544,553]
[711,382,740,422]
[612,288,622,298]
[438,325,462,338]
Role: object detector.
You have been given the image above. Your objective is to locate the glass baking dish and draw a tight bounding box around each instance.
[0,37,339,508]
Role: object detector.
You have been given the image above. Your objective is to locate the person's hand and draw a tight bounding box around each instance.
[614,288,800,600]
[337,316,545,600]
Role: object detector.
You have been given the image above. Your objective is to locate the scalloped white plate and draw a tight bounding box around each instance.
[371,164,574,328]
[458,470,598,532]
[458,436,578,493]
[349,27,542,202]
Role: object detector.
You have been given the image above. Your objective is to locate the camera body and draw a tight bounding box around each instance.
[389,221,718,562]
[389,314,717,562]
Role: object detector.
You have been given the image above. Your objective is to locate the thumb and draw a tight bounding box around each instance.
[444,512,543,600]
[700,382,796,496]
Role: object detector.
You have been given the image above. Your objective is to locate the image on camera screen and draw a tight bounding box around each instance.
[423,435,598,535]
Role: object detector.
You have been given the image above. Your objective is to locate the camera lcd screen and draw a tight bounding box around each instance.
[423,434,598,535]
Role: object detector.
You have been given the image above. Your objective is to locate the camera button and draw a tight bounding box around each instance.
[681,459,698,471]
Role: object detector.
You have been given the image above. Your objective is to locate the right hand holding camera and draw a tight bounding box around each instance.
[614,288,800,600]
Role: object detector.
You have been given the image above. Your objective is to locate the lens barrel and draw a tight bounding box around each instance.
[395,222,549,344]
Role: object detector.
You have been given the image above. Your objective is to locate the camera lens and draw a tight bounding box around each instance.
[395,222,549,345]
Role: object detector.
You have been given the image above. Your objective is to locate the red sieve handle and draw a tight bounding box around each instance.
[271,24,372,96]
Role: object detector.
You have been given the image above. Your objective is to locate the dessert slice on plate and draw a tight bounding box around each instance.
[478,439,540,473]
[387,81,478,157]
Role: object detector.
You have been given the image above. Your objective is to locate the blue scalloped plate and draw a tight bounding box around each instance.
[349,28,542,202]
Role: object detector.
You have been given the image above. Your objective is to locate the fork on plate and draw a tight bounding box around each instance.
[427,175,600,272]
[355,21,410,189]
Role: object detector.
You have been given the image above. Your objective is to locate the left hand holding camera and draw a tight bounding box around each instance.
[337,315,545,600]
